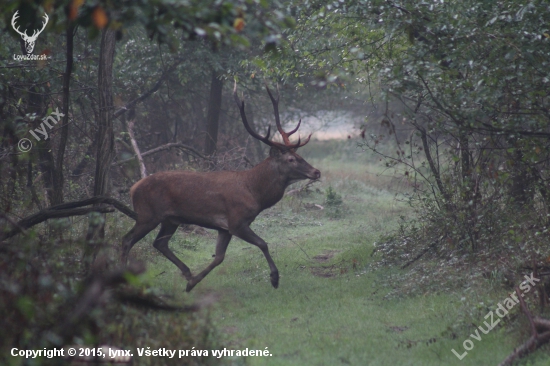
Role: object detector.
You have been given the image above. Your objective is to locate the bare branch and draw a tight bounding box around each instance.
[127,120,147,178]
[113,61,182,119]
[114,142,212,166]
[1,206,115,241]
[49,196,137,219]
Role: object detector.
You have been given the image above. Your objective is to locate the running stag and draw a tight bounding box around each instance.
[121,82,320,292]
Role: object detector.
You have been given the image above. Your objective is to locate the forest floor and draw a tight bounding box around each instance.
[116,141,550,366]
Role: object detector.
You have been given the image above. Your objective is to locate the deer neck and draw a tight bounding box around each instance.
[245,158,289,209]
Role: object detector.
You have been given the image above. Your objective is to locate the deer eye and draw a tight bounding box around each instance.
[288,157,295,162]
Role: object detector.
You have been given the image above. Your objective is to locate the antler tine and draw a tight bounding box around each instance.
[299,133,312,147]
[265,83,310,149]
[265,82,292,145]
[287,133,312,150]
[234,81,275,147]
[286,119,302,137]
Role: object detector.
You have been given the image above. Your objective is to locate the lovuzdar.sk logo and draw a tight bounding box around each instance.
[11,10,49,61]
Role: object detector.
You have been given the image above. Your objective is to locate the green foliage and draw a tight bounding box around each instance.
[268,0,550,278]
[324,185,343,218]
[100,302,218,366]
[324,185,342,206]
[1,0,286,48]
[0,225,217,366]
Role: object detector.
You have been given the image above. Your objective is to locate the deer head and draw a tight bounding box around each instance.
[233,81,319,183]
[12,11,49,54]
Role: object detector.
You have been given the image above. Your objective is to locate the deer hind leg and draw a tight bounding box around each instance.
[186,230,232,292]
[233,225,279,289]
[152,221,193,280]
[121,221,159,264]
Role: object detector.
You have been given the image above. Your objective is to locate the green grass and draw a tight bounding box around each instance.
[121,141,549,366]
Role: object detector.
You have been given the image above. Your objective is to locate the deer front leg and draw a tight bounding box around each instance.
[186,230,232,292]
[232,225,279,289]
[153,222,193,281]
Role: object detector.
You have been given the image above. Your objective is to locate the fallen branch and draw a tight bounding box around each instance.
[57,262,213,340]
[0,212,29,237]
[498,330,550,365]
[57,263,145,339]
[303,203,324,210]
[49,196,137,220]
[115,292,206,312]
[534,316,550,331]
[1,206,114,241]
[1,197,137,241]
[498,287,550,366]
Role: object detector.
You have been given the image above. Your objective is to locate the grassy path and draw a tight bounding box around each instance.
[136,154,548,366]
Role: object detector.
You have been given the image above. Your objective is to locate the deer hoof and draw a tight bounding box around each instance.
[270,272,279,289]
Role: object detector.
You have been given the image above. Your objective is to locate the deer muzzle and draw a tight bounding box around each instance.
[310,169,321,180]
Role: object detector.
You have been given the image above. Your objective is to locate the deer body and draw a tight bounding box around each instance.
[130,157,302,231]
[122,83,320,292]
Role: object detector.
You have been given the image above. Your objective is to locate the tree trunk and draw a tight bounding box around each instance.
[204,72,223,155]
[508,139,533,205]
[86,28,116,253]
[92,28,116,200]
[51,23,75,205]
[418,125,451,209]
[458,130,471,203]
[27,160,42,211]
[28,87,56,206]
[71,143,94,177]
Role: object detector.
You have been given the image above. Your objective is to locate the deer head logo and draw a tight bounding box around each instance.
[11,11,49,54]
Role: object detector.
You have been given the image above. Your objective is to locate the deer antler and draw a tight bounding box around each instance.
[11,11,27,38]
[233,81,274,147]
[234,81,311,150]
[264,82,311,149]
